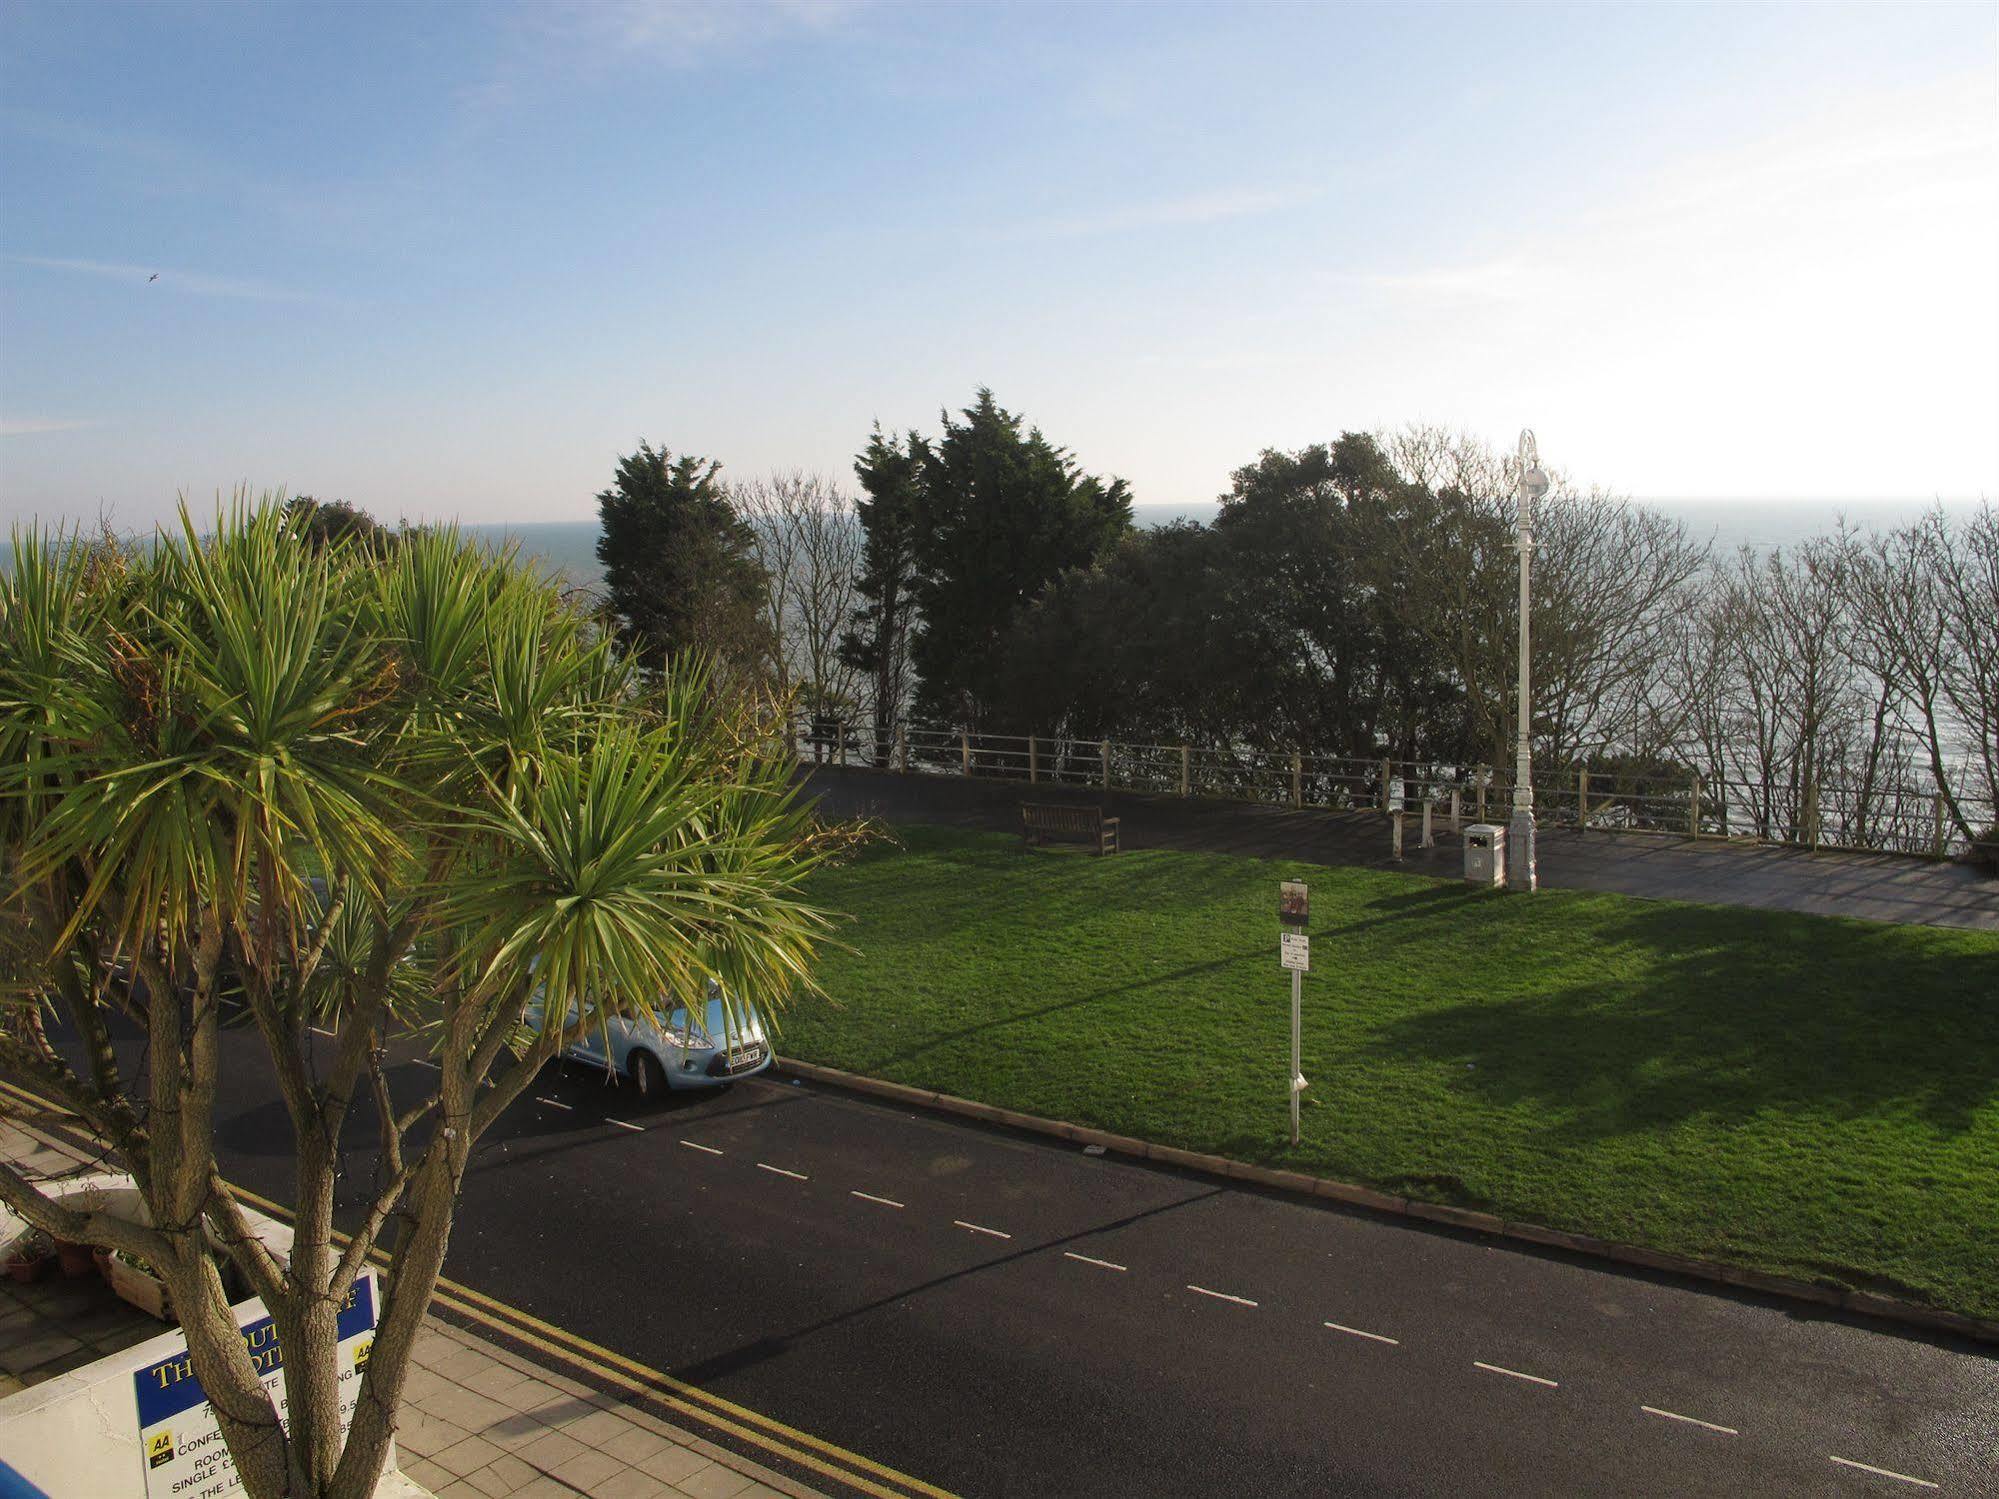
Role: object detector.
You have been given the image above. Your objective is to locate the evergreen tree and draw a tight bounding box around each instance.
[285,495,390,553]
[908,389,1131,728]
[839,425,926,763]
[595,442,772,678]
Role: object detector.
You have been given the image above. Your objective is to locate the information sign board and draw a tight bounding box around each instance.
[134,1271,377,1499]
[1280,932,1310,972]
[1388,778,1406,813]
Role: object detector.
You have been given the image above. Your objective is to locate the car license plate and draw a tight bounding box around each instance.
[724,1044,765,1074]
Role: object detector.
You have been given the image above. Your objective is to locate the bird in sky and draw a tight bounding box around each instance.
[147,273,158,282]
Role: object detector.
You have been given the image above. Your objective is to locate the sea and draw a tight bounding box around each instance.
[2,499,1982,587]
[455,498,1980,591]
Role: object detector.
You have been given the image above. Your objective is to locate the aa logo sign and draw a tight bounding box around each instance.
[146,1431,174,1470]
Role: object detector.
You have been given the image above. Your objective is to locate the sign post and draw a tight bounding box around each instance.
[1278,883,1309,1146]
[1389,777,1406,862]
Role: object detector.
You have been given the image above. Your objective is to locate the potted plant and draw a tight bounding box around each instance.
[104,1247,173,1320]
[54,1237,97,1278]
[5,1230,53,1284]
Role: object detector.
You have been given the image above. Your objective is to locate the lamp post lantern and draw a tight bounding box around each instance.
[1510,430,1550,892]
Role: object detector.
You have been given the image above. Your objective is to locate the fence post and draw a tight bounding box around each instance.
[1292,753,1303,809]
[837,720,847,767]
[1379,758,1391,813]
[1577,767,1588,830]
[1180,745,1191,797]
[1933,792,1946,859]
[1808,782,1821,852]
[1029,734,1038,784]
[1689,772,1701,837]
[961,730,970,777]
[895,725,908,773]
[1101,740,1111,791]
[1449,786,1462,833]
[1421,797,1434,849]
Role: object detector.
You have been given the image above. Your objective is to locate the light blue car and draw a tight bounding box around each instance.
[526,979,772,1098]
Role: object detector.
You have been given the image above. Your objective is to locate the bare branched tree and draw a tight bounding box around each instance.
[734,472,866,734]
[1839,504,1999,842]
[1378,425,1709,772]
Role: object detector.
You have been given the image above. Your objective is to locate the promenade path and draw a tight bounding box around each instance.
[799,765,1999,931]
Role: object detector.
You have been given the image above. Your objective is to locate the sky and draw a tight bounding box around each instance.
[1,0,1994,529]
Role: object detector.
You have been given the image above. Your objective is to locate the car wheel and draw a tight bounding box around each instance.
[629,1050,668,1100]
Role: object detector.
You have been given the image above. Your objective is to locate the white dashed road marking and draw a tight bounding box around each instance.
[1474,1361,1558,1388]
[1186,1285,1258,1308]
[604,1118,644,1133]
[953,1220,1012,1239]
[1641,1405,1735,1435]
[1323,1321,1399,1346]
[758,1163,809,1181]
[535,1097,572,1111]
[1063,1252,1127,1272]
[679,1140,724,1156]
[850,1190,905,1209]
[1827,1456,1938,1489]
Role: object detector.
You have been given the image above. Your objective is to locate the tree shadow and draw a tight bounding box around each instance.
[1358,901,1999,1139]
[867,885,1478,1070]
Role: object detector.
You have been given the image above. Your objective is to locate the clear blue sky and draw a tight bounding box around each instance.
[2,0,1994,527]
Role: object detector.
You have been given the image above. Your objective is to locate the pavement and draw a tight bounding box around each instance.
[0,1113,825,1499]
[0,1125,165,1401]
[798,764,1999,930]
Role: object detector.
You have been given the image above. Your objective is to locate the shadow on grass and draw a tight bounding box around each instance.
[1358,901,1999,1138]
[874,884,1484,1069]
[840,830,1469,953]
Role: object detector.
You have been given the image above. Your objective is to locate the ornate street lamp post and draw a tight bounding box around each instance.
[1510,430,1551,891]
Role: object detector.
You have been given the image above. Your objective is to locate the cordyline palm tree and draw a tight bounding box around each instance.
[0,500,837,1499]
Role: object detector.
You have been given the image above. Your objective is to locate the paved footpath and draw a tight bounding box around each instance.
[396,1320,814,1499]
[0,1115,823,1499]
[800,765,1999,930]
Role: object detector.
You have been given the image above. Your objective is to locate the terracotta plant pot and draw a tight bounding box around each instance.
[55,1240,97,1278]
[5,1250,51,1284]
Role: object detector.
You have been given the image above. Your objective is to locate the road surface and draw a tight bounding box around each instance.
[189,1030,1999,1498]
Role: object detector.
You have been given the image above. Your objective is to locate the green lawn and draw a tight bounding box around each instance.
[778,824,1999,1321]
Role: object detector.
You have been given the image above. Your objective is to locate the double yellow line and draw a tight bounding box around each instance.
[0,1079,956,1499]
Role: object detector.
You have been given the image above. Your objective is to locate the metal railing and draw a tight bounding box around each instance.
[791,715,1993,861]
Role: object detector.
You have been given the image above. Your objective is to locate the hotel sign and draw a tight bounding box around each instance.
[133,1271,377,1499]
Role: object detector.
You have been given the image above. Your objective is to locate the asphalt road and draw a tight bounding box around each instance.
[190,1029,1998,1499]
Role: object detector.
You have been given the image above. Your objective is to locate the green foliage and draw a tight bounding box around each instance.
[788,825,1999,1321]
[285,496,391,554]
[594,441,773,680]
[859,389,1135,731]
[839,425,925,752]
[990,433,1513,763]
[0,498,833,1499]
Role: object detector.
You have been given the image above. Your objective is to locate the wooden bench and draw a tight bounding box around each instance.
[1021,802,1120,855]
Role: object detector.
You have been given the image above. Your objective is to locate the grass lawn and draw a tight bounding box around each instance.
[778,824,1999,1322]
